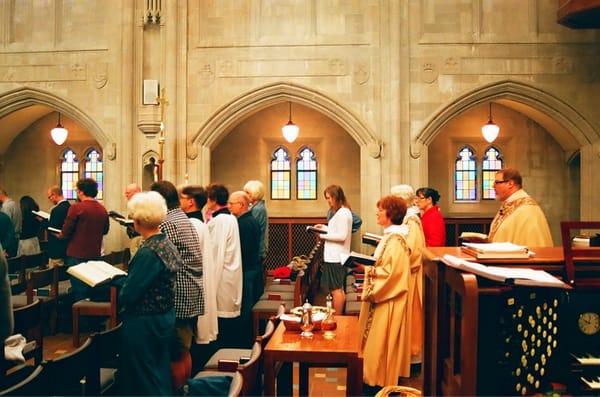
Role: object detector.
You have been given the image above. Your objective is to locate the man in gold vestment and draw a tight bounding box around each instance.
[488,168,553,247]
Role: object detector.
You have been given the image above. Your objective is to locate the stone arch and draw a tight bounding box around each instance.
[188,81,380,158]
[411,79,598,159]
[0,86,115,159]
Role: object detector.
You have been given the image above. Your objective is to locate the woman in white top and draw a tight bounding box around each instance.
[316,185,353,314]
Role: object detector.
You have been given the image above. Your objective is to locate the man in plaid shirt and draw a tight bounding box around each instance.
[151,181,204,356]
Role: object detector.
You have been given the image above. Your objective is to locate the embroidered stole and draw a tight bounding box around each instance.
[488,196,538,241]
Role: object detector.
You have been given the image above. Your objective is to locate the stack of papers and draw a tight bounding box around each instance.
[461,242,532,259]
[441,254,568,288]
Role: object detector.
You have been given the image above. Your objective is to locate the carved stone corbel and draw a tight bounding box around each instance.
[410,139,422,159]
[105,142,116,160]
[137,105,162,135]
[367,141,381,159]
[187,140,198,160]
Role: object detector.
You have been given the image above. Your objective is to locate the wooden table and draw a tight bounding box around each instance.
[263,315,363,396]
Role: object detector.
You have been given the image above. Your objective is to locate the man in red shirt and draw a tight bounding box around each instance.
[61,178,109,301]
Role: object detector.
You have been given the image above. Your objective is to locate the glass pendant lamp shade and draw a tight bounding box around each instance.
[282,102,299,143]
[51,112,68,145]
[481,102,499,143]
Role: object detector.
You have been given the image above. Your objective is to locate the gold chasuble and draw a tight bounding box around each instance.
[488,189,553,247]
[359,234,413,386]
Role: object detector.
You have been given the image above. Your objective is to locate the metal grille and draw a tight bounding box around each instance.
[264,217,326,271]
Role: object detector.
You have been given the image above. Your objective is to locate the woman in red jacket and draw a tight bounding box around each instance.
[415,187,446,247]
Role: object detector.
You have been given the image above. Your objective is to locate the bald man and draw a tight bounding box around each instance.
[124,183,142,201]
[228,191,263,347]
[46,186,71,267]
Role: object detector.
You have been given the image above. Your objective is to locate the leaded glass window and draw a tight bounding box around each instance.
[270,146,291,200]
[61,149,79,200]
[454,146,477,201]
[84,148,103,200]
[482,146,503,200]
[296,146,317,200]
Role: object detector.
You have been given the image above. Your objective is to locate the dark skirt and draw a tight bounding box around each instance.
[320,261,346,291]
[118,309,176,396]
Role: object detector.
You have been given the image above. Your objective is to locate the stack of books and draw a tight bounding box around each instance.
[461,242,531,259]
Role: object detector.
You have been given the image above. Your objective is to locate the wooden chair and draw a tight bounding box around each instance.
[14,267,59,333]
[0,365,47,396]
[12,300,43,366]
[72,285,118,347]
[560,221,600,287]
[43,337,95,396]
[7,256,25,295]
[196,341,261,396]
[86,322,122,395]
[22,253,48,270]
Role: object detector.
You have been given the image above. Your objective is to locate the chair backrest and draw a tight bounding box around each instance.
[560,221,600,285]
[0,365,47,396]
[239,341,261,396]
[25,266,58,304]
[13,299,43,363]
[256,318,277,349]
[43,337,95,396]
[7,256,25,295]
[85,322,122,395]
[22,253,48,271]
[228,372,243,397]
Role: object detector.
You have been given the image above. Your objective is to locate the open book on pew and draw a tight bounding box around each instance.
[340,252,376,268]
[441,254,569,289]
[108,210,134,226]
[362,232,382,247]
[306,225,328,234]
[67,260,127,288]
[31,210,50,220]
[461,242,532,259]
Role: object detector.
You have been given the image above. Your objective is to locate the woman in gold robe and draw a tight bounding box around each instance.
[359,195,414,387]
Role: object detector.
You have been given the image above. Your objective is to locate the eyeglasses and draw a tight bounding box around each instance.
[493,180,509,185]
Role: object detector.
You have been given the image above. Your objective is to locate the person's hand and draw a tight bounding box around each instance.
[314,224,325,229]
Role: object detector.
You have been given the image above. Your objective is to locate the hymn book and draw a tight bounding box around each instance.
[306,225,328,234]
[362,232,382,247]
[459,232,489,242]
[108,211,134,226]
[441,254,569,289]
[340,252,376,268]
[47,226,61,234]
[32,210,50,220]
[67,261,127,288]
[461,242,531,259]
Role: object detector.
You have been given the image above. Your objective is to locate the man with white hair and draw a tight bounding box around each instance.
[243,180,269,261]
[0,188,22,239]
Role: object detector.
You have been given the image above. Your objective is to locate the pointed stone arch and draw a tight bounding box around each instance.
[411,79,598,159]
[0,86,115,159]
[188,81,380,158]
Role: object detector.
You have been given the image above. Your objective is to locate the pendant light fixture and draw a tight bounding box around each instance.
[51,112,68,145]
[481,102,500,143]
[282,101,299,143]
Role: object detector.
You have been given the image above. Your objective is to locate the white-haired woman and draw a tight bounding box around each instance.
[243,180,269,262]
[117,191,183,396]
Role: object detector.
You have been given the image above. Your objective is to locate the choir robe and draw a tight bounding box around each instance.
[207,213,242,318]
[489,189,553,247]
[359,233,412,386]
[189,218,219,344]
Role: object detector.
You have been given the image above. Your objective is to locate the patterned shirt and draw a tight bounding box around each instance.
[160,208,205,319]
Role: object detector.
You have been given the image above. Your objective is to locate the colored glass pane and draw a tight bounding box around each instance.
[454,146,477,201]
[482,146,503,200]
[270,147,291,200]
[84,149,103,200]
[61,149,79,199]
[296,147,317,200]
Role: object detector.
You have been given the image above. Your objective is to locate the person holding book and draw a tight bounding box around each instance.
[415,187,446,247]
[61,178,110,302]
[489,168,553,247]
[117,191,182,395]
[17,195,42,256]
[359,195,417,391]
[46,186,70,267]
[316,185,352,315]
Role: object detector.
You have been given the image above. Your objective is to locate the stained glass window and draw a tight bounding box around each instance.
[61,149,79,200]
[84,148,103,200]
[454,146,477,201]
[296,146,317,200]
[482,146,503,200]
[270,146,291,200]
